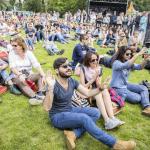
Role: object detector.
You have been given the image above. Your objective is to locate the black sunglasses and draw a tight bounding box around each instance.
[60,64,72,69]
[125,53,132,56]
[12,44,18,47]
[90,58,98,63]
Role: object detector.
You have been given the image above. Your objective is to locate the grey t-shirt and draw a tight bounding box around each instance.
[49,78,79,117]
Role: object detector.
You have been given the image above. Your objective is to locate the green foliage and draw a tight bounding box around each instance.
[23,0,45,12]
[46,0,86,15]
[133,0,150,11]
[0,0,8,10]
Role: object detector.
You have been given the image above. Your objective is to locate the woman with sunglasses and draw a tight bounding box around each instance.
[110,46,150,116]
[80,52,124,130]
[9,36,45,105]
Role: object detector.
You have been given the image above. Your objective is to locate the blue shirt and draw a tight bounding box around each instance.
[72,43,87,64]
[110,60,142,89]
[49,78,79,117]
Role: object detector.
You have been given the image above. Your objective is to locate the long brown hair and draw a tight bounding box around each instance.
[83,51,99,67]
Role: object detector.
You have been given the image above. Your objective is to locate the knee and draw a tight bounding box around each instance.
[80,114,92,123]
[140,85,148,92]
[92,107,101,119]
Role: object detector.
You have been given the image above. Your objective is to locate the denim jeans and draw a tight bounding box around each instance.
[56,33,68,43]
[115,83,150,108]
[36,31,45,41]
[0,70,13,82]
[50,107,116,148]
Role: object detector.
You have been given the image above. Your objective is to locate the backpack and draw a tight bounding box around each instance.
[109,88,125,108]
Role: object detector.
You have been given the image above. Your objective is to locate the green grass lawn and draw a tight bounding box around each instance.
[0,39,150,150]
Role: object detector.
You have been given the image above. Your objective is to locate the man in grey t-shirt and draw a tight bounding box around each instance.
[43,57,136,150]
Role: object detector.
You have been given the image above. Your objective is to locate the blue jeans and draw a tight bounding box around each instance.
[0,70,13,82]
[50,107,116,148]
[36,31,45,41]
[115,83,150,108]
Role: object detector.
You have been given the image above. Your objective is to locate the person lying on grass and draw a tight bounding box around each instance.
[43,57,136,150]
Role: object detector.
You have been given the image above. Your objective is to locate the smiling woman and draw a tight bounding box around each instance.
[9,36,46,105]
[110,46,150,116]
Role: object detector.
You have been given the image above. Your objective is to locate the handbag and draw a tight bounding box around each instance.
[71,90,90,107]
[109,88,125,108]
[26,79,38,92]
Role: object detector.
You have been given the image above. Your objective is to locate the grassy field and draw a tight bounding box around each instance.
[0,38,150,150]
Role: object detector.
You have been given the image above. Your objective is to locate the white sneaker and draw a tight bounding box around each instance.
[112,117,125,126]
[35,94,45,100]
[29,98,43,106]
[105,118,121,130]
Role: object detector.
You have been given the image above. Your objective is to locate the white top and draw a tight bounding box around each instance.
[9,50,40,74]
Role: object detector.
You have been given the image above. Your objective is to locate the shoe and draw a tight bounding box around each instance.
[113,140,136,150]
[29,97,43,106]
[112,117,125,126]
[105,118,120,130]
[64,130,76,150]
[36,92,45,100]
[56,49,65,55]
[9,85,21,95]
[142,106,150,117]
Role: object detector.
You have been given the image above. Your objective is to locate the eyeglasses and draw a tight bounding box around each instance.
[12,44,18,47]
[90,58,98,63]
[60,64,72,69]
[125,53,132,56]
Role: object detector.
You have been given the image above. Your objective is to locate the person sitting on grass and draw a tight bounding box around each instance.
[43,57,136,150]
[72,34,94,70]
[80,52,124,130]
[0,58,21,95]
[8,36,45,105]
[110,46,150,116]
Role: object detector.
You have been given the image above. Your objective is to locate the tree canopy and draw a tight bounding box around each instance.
[0,0,149,13]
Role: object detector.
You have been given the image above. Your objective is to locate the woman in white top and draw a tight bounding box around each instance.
[9,36,45,105]
[80,51,124,130]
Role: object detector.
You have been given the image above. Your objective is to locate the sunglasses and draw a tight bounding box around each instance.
[12,44,18,47]
[60,64,72,69]
[125,53,132,56]
[90,58,98,63]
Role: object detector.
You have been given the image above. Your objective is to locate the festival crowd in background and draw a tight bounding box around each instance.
[0,9,150,150]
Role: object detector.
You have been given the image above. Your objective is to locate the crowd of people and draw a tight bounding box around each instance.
[0,9,150,150]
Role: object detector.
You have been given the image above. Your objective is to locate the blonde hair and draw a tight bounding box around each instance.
[11,36,27,52]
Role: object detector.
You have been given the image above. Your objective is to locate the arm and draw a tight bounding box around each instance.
[43,71,55,111]
[77,84,100,97]
[113,48,147,71]
[43,88,54,111]
[36,65,45,77]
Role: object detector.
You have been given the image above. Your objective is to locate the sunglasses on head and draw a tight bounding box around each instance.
[125,53,132,56]
[60,64,72,69]
[90,58,98,63]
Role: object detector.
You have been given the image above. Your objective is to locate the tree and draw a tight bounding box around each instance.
[23,0,44,12]
[0,0,7,10]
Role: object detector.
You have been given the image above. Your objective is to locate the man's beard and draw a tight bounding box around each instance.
[59,71,72,79]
